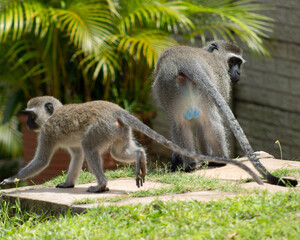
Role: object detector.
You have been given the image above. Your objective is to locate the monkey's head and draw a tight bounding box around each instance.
[204,40,245,84]
[23,96,63,132]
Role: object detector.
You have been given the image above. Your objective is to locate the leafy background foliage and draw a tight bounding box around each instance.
[0,0,272,157]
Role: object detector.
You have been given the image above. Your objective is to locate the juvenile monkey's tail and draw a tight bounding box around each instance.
[117,110,264,185]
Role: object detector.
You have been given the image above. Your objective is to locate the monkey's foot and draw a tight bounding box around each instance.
[56,183,75,188]
[87,185,109,193]
[207,162,226,167]
[183,107,200,120]
[136,175,145,188]
[170,153,196,172]
[136,150,146,188]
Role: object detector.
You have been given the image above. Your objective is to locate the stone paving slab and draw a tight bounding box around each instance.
[239,182,292,193]
[101,191,238,206]
[0,180,239,213]
[0,179,166,213]
[1,152,299,213]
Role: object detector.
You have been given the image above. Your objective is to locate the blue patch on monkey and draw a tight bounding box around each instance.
[192,108,200,118]
[184,107,200,120]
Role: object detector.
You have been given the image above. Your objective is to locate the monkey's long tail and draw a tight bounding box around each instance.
[180,67,298,187]
[118,111,263,185]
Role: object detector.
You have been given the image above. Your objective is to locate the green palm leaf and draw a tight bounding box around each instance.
[78,42,120,83]
[0,0,49,42]
[118,30,177,68]
[0,109,22,157]
[51,0,115,54]
[118,0,194,35]
[186,0,273,55]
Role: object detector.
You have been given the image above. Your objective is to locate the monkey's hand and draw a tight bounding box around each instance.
[0,177,18,185]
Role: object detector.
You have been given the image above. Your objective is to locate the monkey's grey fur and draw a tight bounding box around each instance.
[0,96,263,191]
[153,40,297,187]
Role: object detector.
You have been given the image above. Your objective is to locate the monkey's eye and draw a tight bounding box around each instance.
[228,57,243,68]
[44,102,54,115]
[207,43,218,52]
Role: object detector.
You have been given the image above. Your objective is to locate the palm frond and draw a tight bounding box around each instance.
[186,0,273,56]
[6,40,46,80]
[51,0,115,53]
[118,30,178,68]
[0,118,22,158]
[77,42,120,83]
[0,0,49,42]
[118,0,194,35]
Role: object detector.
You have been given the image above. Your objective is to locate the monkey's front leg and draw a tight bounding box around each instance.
[56,147,84,188]
[1,139,55,185]
[136,150,146,188]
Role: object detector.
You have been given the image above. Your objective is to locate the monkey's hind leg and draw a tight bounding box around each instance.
[169,121,196,172]
[110,128,147,188]
[56,147,84,188]
[81,128,110,193]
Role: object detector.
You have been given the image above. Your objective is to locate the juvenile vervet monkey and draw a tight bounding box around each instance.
[0,96,264,191]
[153,40,297,187]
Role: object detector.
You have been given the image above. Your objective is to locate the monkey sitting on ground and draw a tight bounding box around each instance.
[153,40,297,187]
[0,96,264,192]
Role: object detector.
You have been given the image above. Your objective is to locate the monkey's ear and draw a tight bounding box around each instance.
[207,43,218,52]
[44,102,54,115]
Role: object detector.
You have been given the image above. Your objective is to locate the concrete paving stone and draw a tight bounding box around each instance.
[99,191,238,207]
[0,179,167,213]
[1,151,299,214]
[239,182,297,193]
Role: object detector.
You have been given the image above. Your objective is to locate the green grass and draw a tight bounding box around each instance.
[1,165,299,239]
[272,168,300,179]
[1,191,299,239]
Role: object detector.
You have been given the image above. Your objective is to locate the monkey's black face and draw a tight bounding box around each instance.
[228,56,243,84]
[24,111,39,131]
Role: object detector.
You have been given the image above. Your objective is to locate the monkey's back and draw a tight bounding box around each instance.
[153,45,231,104]
[41,101,123,138]
[155,45,222,75]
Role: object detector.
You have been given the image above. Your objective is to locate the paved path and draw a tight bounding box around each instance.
[1,152,299,213]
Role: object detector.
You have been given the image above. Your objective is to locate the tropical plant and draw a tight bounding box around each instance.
[0,0,272,112]
[0,115,22,158]
[0,0,272,156]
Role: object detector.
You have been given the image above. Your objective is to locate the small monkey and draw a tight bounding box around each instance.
[153,40,297,187]
[0,96,263,191]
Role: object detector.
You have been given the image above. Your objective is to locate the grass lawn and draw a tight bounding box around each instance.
[1,166,299,239]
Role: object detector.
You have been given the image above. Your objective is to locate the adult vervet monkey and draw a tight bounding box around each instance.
[153,40,297,187]
[0,96,263,191]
